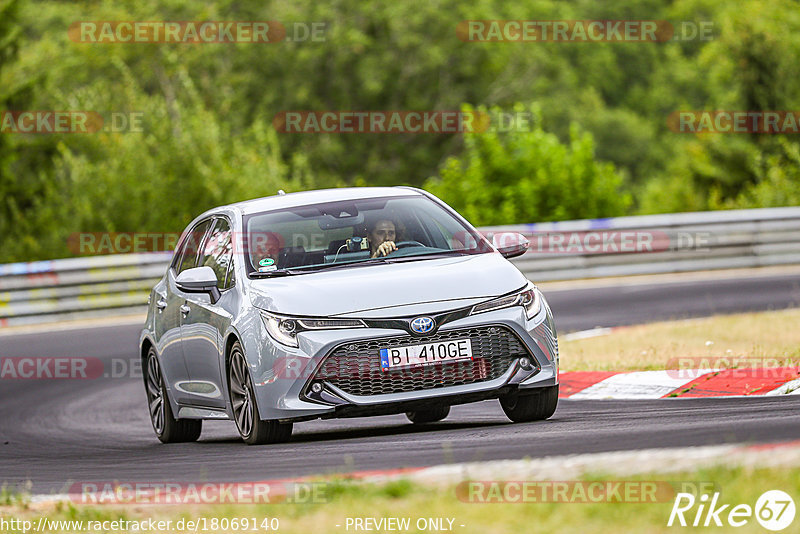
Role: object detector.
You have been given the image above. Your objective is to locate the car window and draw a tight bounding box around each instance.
[198,217,234,289]
[243,195,491,274]
[224,259,236,289]
[175,219,213,274]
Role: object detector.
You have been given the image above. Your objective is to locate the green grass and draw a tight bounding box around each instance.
[0,483,30,507]
[3,465,798,533]
[562,309,800,372]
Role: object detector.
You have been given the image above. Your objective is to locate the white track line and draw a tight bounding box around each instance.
[562,327,613,341]
[766,378,800,396]
[568,370,716,399]
[0,314,145,337]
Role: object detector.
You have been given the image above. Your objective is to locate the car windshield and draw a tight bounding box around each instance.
[243,195,492,275]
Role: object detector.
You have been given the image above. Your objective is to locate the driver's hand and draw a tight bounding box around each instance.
[372,241,397,257]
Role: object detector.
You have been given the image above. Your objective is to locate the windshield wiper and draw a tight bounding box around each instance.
[383,250,474,262]
[250,251,474,277]
[250,269,300,278]
[288,257,389,273]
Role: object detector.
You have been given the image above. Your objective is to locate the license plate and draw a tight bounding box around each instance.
[379,339,473,371]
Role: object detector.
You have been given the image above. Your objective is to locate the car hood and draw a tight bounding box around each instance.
[248,253,527,317]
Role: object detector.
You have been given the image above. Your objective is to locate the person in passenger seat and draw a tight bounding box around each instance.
[250,231,283,268]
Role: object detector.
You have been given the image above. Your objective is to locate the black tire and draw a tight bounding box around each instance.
[145,347,202,443]
[500,385,559,423]
[228,342,293,445]
[406,405,450,424]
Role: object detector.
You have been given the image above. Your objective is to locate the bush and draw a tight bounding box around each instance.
[424,104,631,226]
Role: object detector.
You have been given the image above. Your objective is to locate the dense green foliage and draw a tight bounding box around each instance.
[1,0,799,262]
[424,105,631,225]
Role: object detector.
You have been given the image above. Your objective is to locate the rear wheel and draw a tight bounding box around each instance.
[145,347,202,443]
[229,342,292,445]
[406,405,450,424]
[500,385,559,423]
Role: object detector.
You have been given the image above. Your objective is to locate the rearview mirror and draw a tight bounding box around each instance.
[317,213,364,230]
[175,266,221,304]
[492,232,529,259]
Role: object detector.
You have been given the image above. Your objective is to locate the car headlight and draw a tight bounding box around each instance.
[470,282,541,320]
[260,311,366,348]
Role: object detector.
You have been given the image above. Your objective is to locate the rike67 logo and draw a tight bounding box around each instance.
[668,490,795,531]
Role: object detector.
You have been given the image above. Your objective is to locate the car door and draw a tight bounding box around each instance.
[178,216,236,409]
[154,218,213,399]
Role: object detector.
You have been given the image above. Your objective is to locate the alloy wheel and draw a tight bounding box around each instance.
[230,349,254,438]
[146,350,165,435]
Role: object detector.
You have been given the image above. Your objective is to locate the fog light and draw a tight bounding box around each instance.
[311,382,323,394]
[519,357,532,370]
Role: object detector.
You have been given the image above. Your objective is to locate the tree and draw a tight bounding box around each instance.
[424,105,631,225]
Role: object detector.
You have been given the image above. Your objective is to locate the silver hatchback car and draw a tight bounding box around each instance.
[140,187,559,445]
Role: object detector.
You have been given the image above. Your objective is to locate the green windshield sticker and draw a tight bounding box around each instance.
[259,258,275,266]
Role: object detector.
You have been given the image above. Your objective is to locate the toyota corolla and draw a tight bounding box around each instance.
[139,187,559,444]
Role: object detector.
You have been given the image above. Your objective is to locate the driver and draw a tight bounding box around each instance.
[369,219,397,257]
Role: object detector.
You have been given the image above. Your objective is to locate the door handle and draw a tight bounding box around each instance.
[156,298,168,311]
[180,304,191,315]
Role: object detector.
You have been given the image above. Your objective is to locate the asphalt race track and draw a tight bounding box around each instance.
[546,270,800,332]
[1,272,799,494]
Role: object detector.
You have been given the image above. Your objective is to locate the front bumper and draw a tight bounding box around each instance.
[243,300,558,422]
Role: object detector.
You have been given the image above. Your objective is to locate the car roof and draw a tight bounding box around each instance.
[229,187,423,216]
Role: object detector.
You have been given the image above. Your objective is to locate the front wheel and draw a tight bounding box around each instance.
[145,348,202,443]
[500,385,559,423]
[228,342,292,445]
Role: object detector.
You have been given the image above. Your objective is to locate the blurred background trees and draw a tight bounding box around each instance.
[2,0,799,261]
[424,104,631,225]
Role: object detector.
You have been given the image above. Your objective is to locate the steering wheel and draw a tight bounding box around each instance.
[378,240,426,257]
[394,240,426,249]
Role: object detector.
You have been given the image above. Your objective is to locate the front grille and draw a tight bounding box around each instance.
[306,325,530,397]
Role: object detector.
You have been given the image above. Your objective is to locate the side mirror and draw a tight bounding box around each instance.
[175,266,221,304]
[492,232,529,259]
